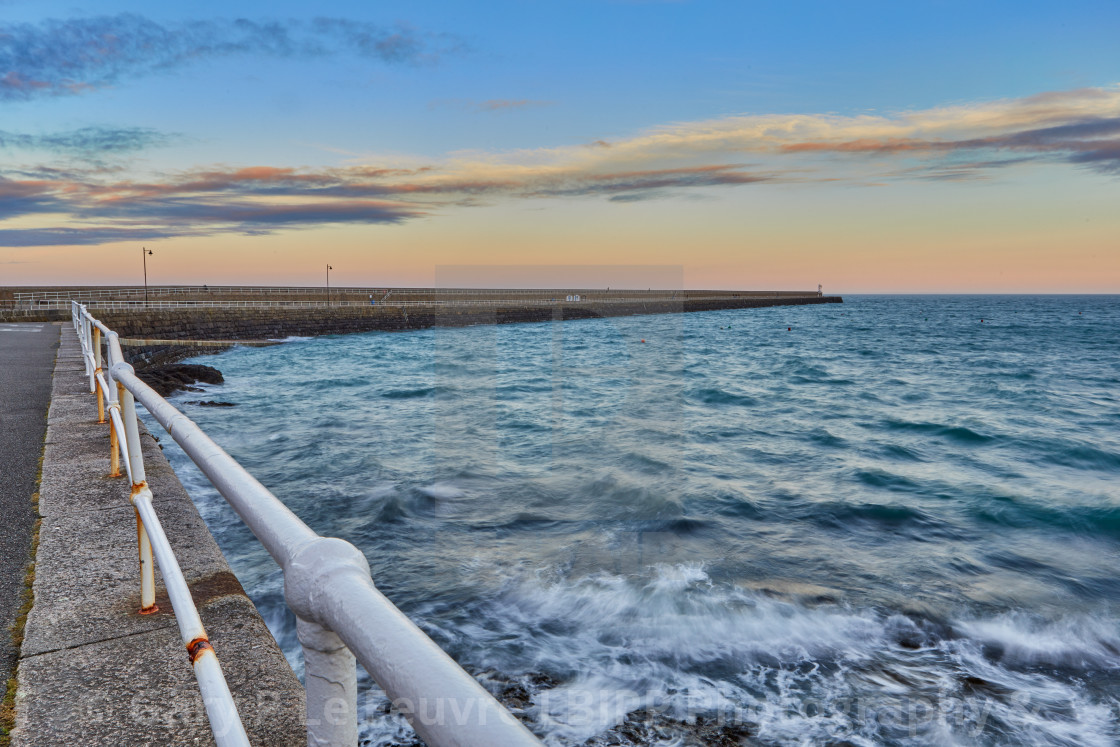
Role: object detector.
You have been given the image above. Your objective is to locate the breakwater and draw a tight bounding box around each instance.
[92,295,841,366]
[99,295,840,336]
[1,293,841,366]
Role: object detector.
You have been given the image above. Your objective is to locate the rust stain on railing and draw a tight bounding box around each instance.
[187,636,214,664]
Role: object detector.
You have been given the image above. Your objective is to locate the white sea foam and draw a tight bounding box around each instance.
[417,483,468,500]
[401,562,1120,746]
[952,611,1120,669]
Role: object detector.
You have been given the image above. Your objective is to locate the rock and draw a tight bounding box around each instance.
[135,363,224,396]
[185,400,236,407]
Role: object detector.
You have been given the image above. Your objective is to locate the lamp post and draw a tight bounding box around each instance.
[143,247,153,305]
[326,264,332,306]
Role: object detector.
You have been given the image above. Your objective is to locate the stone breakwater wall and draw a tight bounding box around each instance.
[100,295,839,337]
[106,295,841,366]
[1,296,841,366]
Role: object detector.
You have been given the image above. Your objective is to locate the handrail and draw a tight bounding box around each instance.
[32,294,819,311]
[72,303,250,746]
[23,285,819,301]
[71,301,542,747]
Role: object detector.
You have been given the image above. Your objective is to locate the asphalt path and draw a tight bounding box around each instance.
[0,323,57,688]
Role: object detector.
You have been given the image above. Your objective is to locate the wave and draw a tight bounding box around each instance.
[686,386,758,407]
[391,563,1120,747]
[971,499,1120,540]
[266,335,314,342]
[883,418,996,444]
[953,611,1120,669]
[380,385,453,399]
[1036,442,1120,472]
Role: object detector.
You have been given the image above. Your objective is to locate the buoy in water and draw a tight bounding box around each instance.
[787,327,791,331]
[641,339,646,343]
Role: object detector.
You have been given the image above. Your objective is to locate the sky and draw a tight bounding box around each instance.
[1,1,1119,292]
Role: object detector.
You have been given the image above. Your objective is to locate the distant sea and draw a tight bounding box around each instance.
[146,295,1120,746]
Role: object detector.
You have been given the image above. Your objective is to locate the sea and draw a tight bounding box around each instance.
[143,295,1120,746]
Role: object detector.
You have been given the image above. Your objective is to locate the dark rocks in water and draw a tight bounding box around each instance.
[587,709,757,746]
[136,363,224,396]
[961,675,1015,697]
[500,682,533,709]
[185,400,236,407]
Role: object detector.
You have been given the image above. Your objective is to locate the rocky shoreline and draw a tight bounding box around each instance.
[134,363,225,397]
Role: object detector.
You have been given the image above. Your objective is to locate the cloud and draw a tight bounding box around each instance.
[0,14,453,101]
[429,98,553,113]
[412,84,1120,184]
[0,126,173,155]
[3,84,1119,247]
[0,176,64,219]
[477,99,552,112]
[0,163,433,246]
[0,227,187,246]
[0,158,770,245]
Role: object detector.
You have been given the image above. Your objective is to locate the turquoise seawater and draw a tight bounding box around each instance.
[146,295,1120,746]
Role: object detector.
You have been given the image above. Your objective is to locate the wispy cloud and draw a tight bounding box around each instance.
[477,99,552,112]
[409,84,1120,187]
[429,98,553,113]
[0,227,188,246]
[0,159,771,245]
[0,177,64,219]
[0,126,173,155]
[0,14,455,101]
[2,85,1119,246]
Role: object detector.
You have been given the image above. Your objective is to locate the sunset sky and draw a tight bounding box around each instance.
[2,1,1119,291]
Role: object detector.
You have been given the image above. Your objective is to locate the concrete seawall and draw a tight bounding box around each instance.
[91,295,842,366]
[13,325,304,745]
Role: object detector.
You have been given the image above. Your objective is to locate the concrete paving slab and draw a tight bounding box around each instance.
[15,596,303,746]
[14,322,304,745]
[21,498,235,656]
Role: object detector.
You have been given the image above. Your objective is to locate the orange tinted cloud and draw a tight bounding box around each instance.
[3,84,1120,247]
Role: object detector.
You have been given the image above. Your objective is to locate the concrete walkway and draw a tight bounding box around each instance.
[0,323,57,696]
[12,325,304,745]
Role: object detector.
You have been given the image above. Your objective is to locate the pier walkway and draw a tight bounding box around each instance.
[10,325,303,745]
[0,323,56,698]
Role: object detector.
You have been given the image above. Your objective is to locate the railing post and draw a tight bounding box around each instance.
[109,414,121,477]
[119,375,158,614]
[84,317,95,393]
[298,617,358,747]
[93,326,106,424]
[110,382,125,478]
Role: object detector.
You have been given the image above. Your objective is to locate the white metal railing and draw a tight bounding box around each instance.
[33,294,817,311]
[21,286,392,300]
[71,302,541,747]
[20,286,820,303]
